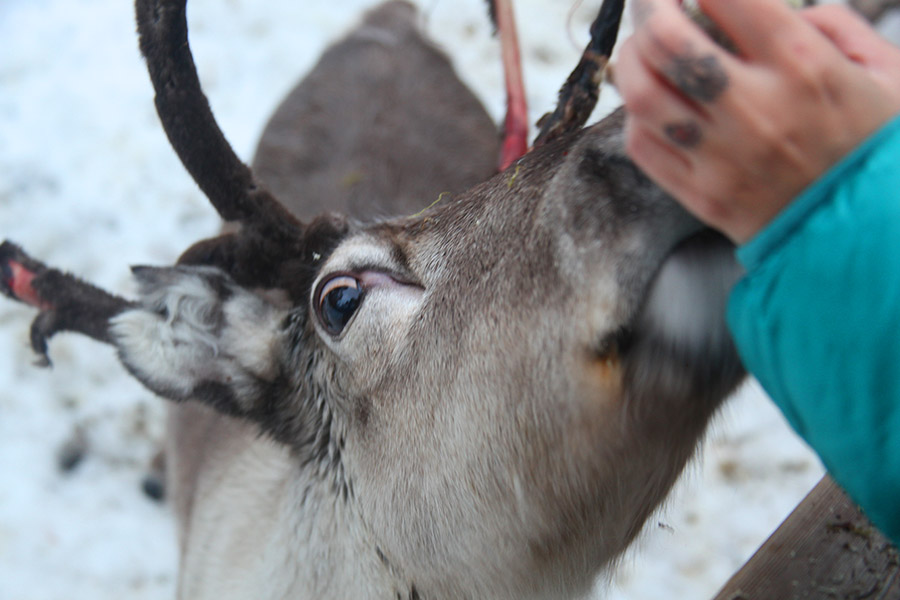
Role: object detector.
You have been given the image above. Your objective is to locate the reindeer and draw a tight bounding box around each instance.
[0,0,745,598]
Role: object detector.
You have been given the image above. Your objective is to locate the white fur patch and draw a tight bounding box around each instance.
[109,266,287,404]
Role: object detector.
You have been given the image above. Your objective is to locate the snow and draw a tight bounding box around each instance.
[0,0,826,598]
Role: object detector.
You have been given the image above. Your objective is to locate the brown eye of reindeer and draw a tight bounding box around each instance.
[315,275,363,336]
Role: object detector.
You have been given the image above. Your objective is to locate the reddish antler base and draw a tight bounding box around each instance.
[0,241,133,363]
[2,256,47,310]
[494,0,529,170]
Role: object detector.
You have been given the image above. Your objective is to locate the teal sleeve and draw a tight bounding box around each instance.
[727,114,900,544]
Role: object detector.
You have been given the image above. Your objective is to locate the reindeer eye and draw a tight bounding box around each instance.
[315,275,363,336]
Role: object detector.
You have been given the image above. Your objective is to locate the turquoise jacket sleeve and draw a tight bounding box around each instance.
[727,114,900,544]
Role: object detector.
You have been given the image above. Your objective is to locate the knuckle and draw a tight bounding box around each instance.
[644,22,686,64]
[748,111,784,149]
[633,5,689,62]
[777,40,834,97]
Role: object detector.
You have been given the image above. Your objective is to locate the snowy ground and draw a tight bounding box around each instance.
[0,0,830,598]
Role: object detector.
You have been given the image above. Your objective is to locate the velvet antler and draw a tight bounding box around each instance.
[134,0,347,300]
[533,0,625,147]
[0,242,134,364]
[135,0,297,231]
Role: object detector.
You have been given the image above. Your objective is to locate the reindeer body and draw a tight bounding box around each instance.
[1,1,745,598]
[251,1,500,221]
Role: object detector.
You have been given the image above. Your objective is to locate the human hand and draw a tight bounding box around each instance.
[616,0,900,243]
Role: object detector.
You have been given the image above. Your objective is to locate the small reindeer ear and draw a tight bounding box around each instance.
[111,264,288,415]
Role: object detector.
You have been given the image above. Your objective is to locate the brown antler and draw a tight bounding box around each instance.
[134,0,348,299]
[0,241,134,364]
[0,0,347,365]
[135,0,297,231]
[533,0,625,147]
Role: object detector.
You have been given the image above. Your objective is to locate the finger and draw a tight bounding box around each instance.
[624,117,695,196]
[617,38,709,149]
[626,117,748,237]
[631,0,701,35]
[630,0,675,28]
[697,0,810,61]
[802,5,900,108]
[631,16,737,107]
[630,0,741,107]
[801,4,900,68]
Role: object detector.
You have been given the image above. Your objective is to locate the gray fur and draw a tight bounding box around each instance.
[110,3,745,598]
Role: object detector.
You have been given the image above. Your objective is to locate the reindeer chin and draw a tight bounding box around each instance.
[641,231,741,354]
[623,230,746,410]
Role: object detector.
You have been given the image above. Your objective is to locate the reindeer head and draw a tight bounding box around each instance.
[1,1,745,597]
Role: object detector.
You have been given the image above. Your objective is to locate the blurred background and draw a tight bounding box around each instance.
[6,0,885,597]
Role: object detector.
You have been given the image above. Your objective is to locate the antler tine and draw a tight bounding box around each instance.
[0,241,134,365]
[134,0,299,238]
[533,0,625,147]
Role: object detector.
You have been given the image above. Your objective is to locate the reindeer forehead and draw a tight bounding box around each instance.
[317,234,409,280]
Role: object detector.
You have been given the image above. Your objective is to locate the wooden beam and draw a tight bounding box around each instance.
[712,476,900,600]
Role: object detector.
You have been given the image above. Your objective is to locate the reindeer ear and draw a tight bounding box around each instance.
[110,265,289,416]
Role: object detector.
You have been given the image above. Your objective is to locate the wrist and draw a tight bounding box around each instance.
[736,112,900,270]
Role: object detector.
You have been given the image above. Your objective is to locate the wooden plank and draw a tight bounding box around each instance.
[712,476,900,600]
